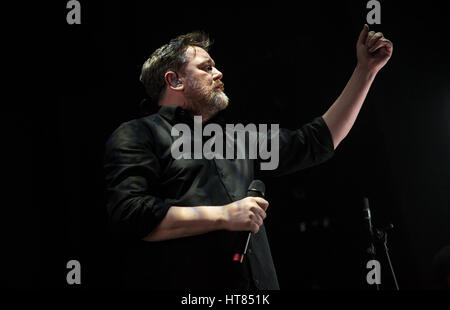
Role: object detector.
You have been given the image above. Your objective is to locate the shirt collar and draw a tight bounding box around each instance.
[158,105,227,126]
[157,105,188,124]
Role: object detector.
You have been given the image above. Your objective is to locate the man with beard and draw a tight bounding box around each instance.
[104,27,392,289]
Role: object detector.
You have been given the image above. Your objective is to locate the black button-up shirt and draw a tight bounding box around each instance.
[104,105,334,289]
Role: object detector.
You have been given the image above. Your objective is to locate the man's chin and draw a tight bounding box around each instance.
[216,93,229,110]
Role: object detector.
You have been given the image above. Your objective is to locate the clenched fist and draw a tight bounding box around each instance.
[221,197,269,234]
[357,24,393,74]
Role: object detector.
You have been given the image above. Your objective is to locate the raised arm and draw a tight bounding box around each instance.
[322,24,393,149]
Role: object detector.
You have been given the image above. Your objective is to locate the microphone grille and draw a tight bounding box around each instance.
[248,180,265,197]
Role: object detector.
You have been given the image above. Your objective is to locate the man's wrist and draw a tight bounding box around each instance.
[216,205,229,230]
[355,63,378,80]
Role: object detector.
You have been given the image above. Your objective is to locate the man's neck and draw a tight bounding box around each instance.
[159,101,218,123]
[187,109,217,123]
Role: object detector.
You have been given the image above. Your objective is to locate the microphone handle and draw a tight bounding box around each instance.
[233,182,265,263]
[232,197,257,263]
[233,233,252,263]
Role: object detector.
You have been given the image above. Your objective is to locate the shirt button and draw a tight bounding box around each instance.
[248,248,252,254]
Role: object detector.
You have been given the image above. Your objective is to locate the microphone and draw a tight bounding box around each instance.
[362,197,376,256]
[362,197,374,238]
[233,180,265,263]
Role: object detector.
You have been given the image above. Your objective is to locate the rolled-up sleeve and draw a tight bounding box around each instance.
[104,120,171,240]
[258,116,335,177]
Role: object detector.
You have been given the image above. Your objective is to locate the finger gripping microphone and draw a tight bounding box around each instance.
[233,180,265,263]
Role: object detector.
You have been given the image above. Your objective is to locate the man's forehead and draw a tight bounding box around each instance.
[185,46,213,63]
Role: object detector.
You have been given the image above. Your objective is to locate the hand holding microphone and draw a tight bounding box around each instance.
[222,197,268,233]
[221,180,268,262]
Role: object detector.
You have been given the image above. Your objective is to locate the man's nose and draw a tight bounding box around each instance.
[212,67,223,80]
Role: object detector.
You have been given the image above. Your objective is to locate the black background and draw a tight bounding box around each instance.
[13,0,450,292]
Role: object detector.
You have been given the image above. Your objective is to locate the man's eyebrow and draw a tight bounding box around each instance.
[199,59,215,67]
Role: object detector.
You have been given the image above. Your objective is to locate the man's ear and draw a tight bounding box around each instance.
[165,71,183,90]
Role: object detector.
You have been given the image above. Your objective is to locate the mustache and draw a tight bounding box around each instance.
[214,80,224,88]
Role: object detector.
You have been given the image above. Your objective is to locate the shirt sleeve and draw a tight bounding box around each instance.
[104,119,171,240]
[257,116,335,177]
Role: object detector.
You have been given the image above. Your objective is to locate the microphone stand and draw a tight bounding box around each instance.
[363,197,380,290]
[366,237,380,291]
[375,224,400,290]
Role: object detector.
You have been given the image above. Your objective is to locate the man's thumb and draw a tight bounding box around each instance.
[358,24,369,45]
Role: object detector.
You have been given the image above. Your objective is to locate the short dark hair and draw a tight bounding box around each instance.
[140,31,212,104]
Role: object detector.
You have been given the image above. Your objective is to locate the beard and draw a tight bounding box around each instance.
[184,78,229,120]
